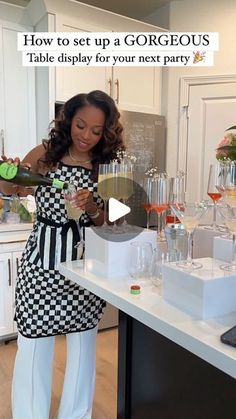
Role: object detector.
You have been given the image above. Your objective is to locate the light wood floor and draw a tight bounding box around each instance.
[0,328,118,419]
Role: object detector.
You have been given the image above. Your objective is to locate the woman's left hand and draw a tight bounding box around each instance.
[71,189,97,214]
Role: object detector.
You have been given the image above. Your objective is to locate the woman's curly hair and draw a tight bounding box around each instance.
[40,90,125,177]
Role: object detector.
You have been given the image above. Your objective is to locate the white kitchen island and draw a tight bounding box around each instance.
[60,260,236,419]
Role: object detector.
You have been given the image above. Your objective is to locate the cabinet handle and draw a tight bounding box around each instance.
[108,78,112,96]
[114,79,119,104]
[0,129,4,156]
[16,257,19,276]
[8,258,11,286]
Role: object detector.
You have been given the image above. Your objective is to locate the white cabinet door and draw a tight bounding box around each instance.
[181,81,236,202]
[0,236,27,338]
[55,18,161,114]
[0,252,13,336]
[12,250,23,333]
[112,67,161,114]
[0,22,36,159]
[55,19,110,102]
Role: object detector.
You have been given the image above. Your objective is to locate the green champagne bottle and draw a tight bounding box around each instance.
[0,161,65,189]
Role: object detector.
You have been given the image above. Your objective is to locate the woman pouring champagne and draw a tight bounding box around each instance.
[0,90,124,419]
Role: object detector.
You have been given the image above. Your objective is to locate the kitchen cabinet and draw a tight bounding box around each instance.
[0,245,26,339]
[0,20,36,159]
[26,0,165,141]
[12,251,22,333]
[0,252,13,337]
[0,224,32,340]
[55,18,111,103]
[55,16,160,114]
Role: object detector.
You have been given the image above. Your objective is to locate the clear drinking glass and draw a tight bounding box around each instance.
[218,161,236,207]
[64,183,84,250]
[171,202,207,269]
[150,248,179,288]
[206,163,223,229]
[128,241,153,285]
[119,161,134,230]
[151,175,169,241]
[97,163,111,229]
[168,174,185,224]
[218,205,236,271]
[108,162,122,232]
[141,177,153,229]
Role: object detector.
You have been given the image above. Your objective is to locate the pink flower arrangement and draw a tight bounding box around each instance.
[216,126,236,161]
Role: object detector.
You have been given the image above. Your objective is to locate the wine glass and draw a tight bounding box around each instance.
[171,202,207,269]
[151,175,169,241]
[64,183,84,253]
[108,162,123,232]
[215,162,236,236]
[97,163,111,229]
[141,177,153,229]
[206,163,223,229]
[119,161,134,230]
[167,174,185,224]
[218,205,236,271]
[128,241,153,285]
[218,161,236,208]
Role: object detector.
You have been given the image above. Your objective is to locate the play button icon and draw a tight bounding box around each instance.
[108,198,131,222]
[92,173,148,242]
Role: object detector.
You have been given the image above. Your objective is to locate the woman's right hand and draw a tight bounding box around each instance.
[0,155,33,196]
[1,155,20,165]
[1,155,31,170]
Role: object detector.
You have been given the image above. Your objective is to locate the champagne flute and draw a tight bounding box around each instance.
[64,183,84,252]
[206,163,222,229]
[167,174,185,224]
[218,205,236,271]
[151,175,169,242]
[109,162,123,232]
[119,161,134,230]
[218,161,236,208]
[171,202,207,269]
[97,163,111,229]
[141,177,153,229]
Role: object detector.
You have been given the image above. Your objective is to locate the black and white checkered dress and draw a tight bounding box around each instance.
[15,162,106,338]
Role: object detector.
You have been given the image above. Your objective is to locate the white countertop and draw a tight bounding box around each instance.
[0,223,33,232]
[0,223,33,243]
[60,260,236,379]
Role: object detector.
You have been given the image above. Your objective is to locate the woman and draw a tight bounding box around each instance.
[0,90,124,419]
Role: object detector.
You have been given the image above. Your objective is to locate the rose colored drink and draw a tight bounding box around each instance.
[151,204,168,214]
[207,192,222,202]
[141,203,153,212]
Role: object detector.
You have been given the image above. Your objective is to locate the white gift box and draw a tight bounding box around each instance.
[162,257,236,319]
[84,226,157,278]
[213,236,233,263]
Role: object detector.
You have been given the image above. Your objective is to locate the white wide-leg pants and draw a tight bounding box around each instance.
[12,327,98,419]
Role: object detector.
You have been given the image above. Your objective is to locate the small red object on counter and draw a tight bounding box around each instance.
[130,285,141,295]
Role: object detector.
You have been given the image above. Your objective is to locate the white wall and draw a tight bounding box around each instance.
[145,0,236,175]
